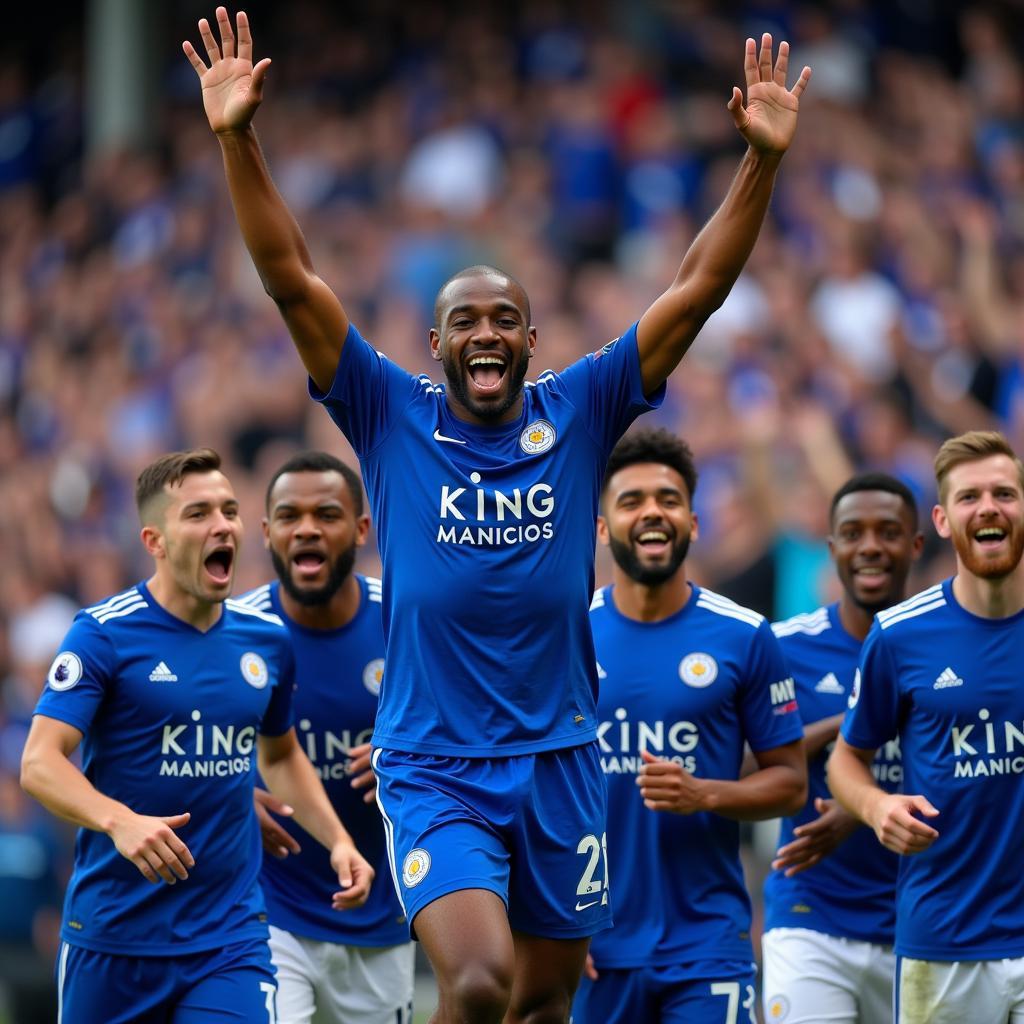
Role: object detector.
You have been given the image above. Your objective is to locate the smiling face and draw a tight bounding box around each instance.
[264,469,369,606]
[830,490,922,612]
[429,270,536,424]
[143,470,242,605]
[598,462,696,586]
[934,454,1024,579]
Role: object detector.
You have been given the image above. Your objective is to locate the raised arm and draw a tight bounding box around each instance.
[636,34,811,394]
[184,7,348,392]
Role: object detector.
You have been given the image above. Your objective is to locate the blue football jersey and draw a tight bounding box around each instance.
[587,584,804,969]
[313,323,663,756]
[764,604,899,944]
[237,577,407,946]
[842,578,1024,960]
[33,583,295,956]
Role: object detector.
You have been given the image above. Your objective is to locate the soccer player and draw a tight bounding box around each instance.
[19,448,373,1023]
[829,431,1024,1024]
[236,451,415,1024]
[184,9,810,1021]
[572,429,807,1024]
[762,473,923,1024]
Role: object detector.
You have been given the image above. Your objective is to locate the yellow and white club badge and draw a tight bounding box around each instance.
[240,652,269,689]
[47,651,83,691]
[679,652,718,688]
[766,994,789,1021]
[520,419,556,455]
[402,848,431,888]
[363,658,384,697]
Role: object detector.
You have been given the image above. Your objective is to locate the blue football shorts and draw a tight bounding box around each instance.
[372,741,612,939]
[56,935,277,1023]
[572,960,757,1024]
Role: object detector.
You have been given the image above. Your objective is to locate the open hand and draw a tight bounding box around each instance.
[109,810,194,885]
[183,7,271,134]
[728,34,811,156]
[254,787,301,859]
[772,797,859,876]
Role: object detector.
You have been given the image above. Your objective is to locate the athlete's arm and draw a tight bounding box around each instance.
[253,787,302,858]
[635,35,810,394]
[20,715,194,885]
[637,738,806,821]
[739,711,844,776]
[184,8,348,392]
[827,735,939,855]
[257,728,374,908]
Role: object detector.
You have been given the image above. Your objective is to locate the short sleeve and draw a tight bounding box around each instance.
[259,637,295,737]
[552,323,666,456]
[739,620,806,752]
[34,613,115,735]
[309,323,423,457]
[841,622,901,751]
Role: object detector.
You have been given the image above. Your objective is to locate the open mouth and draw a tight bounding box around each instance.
[973,526,1008,549]
[291,549,327,579]
[634,528,672,557]
[204,547,234,585]
[466,353,508,395]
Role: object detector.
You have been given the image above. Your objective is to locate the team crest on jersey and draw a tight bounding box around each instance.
[363,658,384,696]
[766,995,789,1021]
[47,651,83,692]
[520,419,556,455]
[240,652,269,689]
[679,652,718,688]
[402,848,431,888]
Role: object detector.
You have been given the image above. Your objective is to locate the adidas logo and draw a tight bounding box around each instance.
[933,667,963,690]
[814,672,845,695]
[149,661,178,683]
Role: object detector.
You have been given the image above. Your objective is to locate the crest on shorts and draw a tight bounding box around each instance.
[363,658,384,697]
[766,994,789,1021]
[402,848,431,888]
[679,652,718,688]
[240,652,269,689]
[47,652,83,692]
[520,419,556,455]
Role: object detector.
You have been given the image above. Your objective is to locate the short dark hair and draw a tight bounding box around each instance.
[829,472,918,528]
[136,448,222,521]
[433,264,531,329]
[602,429,698,502]
[264,450,364,516]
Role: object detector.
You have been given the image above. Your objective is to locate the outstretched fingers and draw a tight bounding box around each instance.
[773,39,789,86]
[758,32,773,82]
[198,18,221,65]
[237,9,253,64]
[791,64,812,99]
[216,6,235,59]
[182,40,207,77]
[743,37,758,89]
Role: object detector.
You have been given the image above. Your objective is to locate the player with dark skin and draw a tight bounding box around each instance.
[184,9,810,1023]
[770,488,923,876]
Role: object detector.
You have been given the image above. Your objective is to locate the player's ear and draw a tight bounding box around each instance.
[596,515,610,547]
[355,514,371,547]
[429,328,442,362]
[261,516,271,548]
[140,524,165,559]
[689,511,699,542]
[527,325,537,359]
[931,503,951,539]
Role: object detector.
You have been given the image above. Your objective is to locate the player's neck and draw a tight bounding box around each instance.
[611,569,691,623]
[837,595,876,642]
[278,573,362,631]
[146,573,223,632]
[952,561,1024,619]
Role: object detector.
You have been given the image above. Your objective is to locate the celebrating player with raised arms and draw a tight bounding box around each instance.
[829,432,1024,1024]
[572,429,806,1024]
[762,474,923,1024]
[185,9,810,1021]
[236,451,415,1024]
[19,448,373,1023]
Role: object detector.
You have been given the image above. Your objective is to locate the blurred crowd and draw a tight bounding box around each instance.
[1,0,1023,1014]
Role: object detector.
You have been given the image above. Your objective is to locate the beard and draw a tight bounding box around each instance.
[271,543,357,607]
[951,523,1024,580]
[609,531,691,586]
[443,345,531,421]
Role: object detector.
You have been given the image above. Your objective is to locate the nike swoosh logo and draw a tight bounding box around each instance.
[575,900,600,911]
[433,429,467,445]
